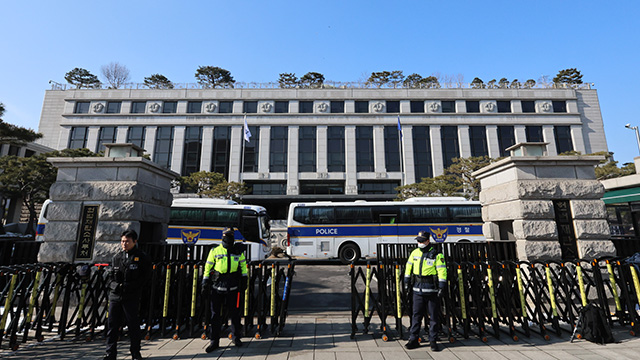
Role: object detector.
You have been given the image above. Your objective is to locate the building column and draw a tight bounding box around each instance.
[144,126,158,161]
[403,125,416,185]
[228,126,243,182]
[430,125,444,176]
[199,126,213,172]
[57,127,72,149]
[514,125,527,144]
[85,126,100,153]
[345,125,357,195]
[543,125,558,155]
[116,126,128,144]
[570,125,586,154]
[486,125,500,158]
[258,126,271,174]
[458,125,471,158]
[317,126,328,173]
[287,126,300,195]
[170,126,186,174]
[373,125,386,173]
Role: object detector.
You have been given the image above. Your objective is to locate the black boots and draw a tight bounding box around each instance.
[205,341,219,353]
[430,341,440,351]
[404,339,420,349]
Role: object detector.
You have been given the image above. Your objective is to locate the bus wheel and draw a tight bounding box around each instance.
[338,244,360,264]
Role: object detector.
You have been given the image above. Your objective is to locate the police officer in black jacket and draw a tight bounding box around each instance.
[104,229,151,360]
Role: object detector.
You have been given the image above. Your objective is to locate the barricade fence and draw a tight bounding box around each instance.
[351,244,640,342]
[0,258,295,351]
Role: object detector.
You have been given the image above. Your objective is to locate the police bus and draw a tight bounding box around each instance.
[286,197,484,263]
[167,198,272,261]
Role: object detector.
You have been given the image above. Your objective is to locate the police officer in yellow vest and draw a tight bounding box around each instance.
[202,227,248,353]
[404,231,447,351]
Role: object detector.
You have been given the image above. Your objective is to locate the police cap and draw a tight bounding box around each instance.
[415,231,429,243]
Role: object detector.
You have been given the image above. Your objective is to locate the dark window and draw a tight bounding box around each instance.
[449,205,482,222]
[412,126,432,180]
[526,126,544,142]
[170,208,240,227]
[498,126,515,157]
[521,100,535,113]
[411,206,448,222]
[355,101,369,113]
[106,102,121,114]
[384,126,401,172]
[358,181,400,195]
[243,126,259,172]
[327,126,345,172]
[96,126,117,153]
[441,101,456,113]
[68,126,88,149]
[293,207,336,224]
[7,145,19,156]
[299,126,317,172]
[218,101,233,113]
[330,101,344,113]
[469,126,488,157]
[74,102,90,114]
[275,101,289,113]
[247,182,286,195]
[24,149,35,157]
[299,101,313,113]
[299,181,345,195]
[441,126,460,169]
[553,100,567,113]
[131,101,146,114]
[554,126,573,154]
[211,126,230,177]
[466,101,480,113]
[243,101,258,113]
[386,101,400,113]
[163,101,177,113]
[187,101,202,114]
[153,126,174,169]
[356,126,374,172]
[335,207,374,224]
[497,100,511,113]
[182,126,202,177]
[410,101,424,113]
[127,126,146,148]
[607,204,636,236]
[270,126,288,172]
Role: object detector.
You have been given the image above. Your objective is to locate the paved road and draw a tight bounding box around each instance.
[288,263,353,313]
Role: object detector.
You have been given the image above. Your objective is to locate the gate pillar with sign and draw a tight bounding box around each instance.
[38,144,179,263]
[473,143,616,261]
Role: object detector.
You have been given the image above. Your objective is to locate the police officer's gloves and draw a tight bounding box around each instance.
[437,288,444,298]
[403,279,411,294]
[109,281,122,295]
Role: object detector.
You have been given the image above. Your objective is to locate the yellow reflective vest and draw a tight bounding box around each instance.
[404,247,447,294]
[204,245,248,291]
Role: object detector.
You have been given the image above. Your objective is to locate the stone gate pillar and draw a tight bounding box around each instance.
[472,143,615,261]
[38,144,179,263]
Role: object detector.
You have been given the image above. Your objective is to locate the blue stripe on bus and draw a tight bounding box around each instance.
[288,224,483,238]
[36,224,46,236]
[167,226,268,246]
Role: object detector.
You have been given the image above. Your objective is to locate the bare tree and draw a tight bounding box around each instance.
[101,62,131,89]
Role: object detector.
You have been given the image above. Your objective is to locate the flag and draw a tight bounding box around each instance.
[243,115,252,142]
[397,115,403,138]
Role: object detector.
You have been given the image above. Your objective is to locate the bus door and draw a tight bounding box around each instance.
[377,209,399,244]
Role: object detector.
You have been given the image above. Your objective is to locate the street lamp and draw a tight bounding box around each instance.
[625,123,640,154]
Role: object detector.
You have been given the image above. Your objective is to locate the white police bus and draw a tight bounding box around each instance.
[286,197,484,263]
[167,198,272,261]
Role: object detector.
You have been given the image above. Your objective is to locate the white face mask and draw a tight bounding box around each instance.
[418,242,428,248]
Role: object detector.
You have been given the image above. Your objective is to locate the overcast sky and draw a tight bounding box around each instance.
[1,0,639,164]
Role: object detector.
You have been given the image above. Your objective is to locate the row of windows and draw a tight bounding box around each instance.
[244,181,401,196]
[67,124,573,177]
[292,204,482,225]
[73,99,568,114]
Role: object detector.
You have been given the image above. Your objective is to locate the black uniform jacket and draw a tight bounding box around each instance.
[108,246,151,299]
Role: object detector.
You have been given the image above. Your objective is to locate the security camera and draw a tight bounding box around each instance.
[48,80,52,84]
[626,124,632,129]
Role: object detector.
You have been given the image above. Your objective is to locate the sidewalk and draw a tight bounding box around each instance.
[2,312,640,359]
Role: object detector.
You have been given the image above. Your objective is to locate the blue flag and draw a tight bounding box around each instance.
[397,115,403,138]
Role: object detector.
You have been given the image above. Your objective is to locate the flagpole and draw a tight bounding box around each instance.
[397,114,405,186]
[240,114,246,183]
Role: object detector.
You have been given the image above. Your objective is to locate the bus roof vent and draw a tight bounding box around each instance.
[172,197,238,206]
[404,197,468,203]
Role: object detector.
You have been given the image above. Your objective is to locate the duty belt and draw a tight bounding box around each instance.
[413,275,437,284]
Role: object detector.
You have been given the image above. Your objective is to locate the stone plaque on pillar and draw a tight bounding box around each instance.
[75,204,100,261]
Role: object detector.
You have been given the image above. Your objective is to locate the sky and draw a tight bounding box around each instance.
[1,0,639,165]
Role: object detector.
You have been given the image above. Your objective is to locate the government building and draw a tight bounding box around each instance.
[36,84,608,218]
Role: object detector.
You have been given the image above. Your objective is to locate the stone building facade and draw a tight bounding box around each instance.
[36,85,609,217]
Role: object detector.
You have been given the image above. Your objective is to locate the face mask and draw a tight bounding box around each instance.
[418,242,428,248]
[222,235,234,248]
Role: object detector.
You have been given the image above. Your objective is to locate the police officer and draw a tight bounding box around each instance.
[404,231,447,351]
[104,229,151,360]
[202,227,248,353]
